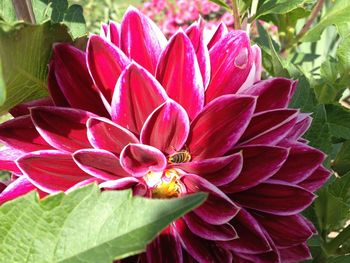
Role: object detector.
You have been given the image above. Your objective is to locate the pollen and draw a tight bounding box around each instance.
[148,169,184,199]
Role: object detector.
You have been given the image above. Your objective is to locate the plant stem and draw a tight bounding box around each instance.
[326,224,350,255]
[12,0,36,24]
[231,0,242,30]
[246,0,259,33]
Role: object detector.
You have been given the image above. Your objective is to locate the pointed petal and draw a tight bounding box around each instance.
[156,31,204,119]
[31,107,95,152]
[100,23,108,38]
[111,63,168,134]
[298,165,331,191]
[171,153,243,186]
[120,7,167,73]
[73,149,128,180]
[0,115,51,152]
[206,22,228,50]
[187,95,256,160]
[0,176,38,205]
[206,31,253,103]
[283,113,312,142]
[184,212,237,241]
[10,98,54,117]
[0,147,23,174]
[186,19,211,88]
[175,219,233,263]
[183,174,240,225]
[146,227,183,263]
[222,145,289,193]
[51,44,109,116]
[279,243,311,263]
[108,21,120,46]
[99,177,139,190]
[231,180,315,216]
[220,209,271,254]
[17,150,91,193]
[120,144,167,177]
[141,100,190,154]
[254,213,314,248]
[272,143,325,183]
[87,116,139,155]
[238,78,296,112]
[238,109,299,146]
[87,35,129,102]
[48,61,70,107]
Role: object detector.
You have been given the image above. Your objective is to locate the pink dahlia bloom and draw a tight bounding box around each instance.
[0,7,331,263]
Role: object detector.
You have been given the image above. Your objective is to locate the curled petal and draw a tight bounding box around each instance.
[99,177,139,190]
[188,95,256,160]
[111,63,168,134]
[156,31,204,119]
[298,165,331,191]
[31,107,95,152]
[73,149,129,180]
[87,35,129,103]
[283,113,312,142]
[0,176,38,205]
[120,144,167,176]
[17,150,91,193]
[141,100,190,154]
[120,7,166,73]
[87,116,139,155]
[108,21,120,46]
[231,180,315,216]
[182,174,240,225]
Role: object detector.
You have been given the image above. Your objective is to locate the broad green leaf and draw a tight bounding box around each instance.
[327,256,350,263]
[329,171,350,204]
[333,141,350,176]
[255,0,306,20]
[268,35,289,77]
[0,21,72,113]
[0,0,17,22]
[208,0,231,11]
[289,75,317,112]
[336,36,350,81]
[0,184,206,263]
[325,104,350,140]
[301,0,350,42]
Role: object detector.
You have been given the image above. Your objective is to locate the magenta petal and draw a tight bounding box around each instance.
[187,95,256,160]
[48,61,70,107]
[87,116,139,155]
[111,63,168,134]
[87,35,129,103]
[206,31,253,103]
[120,7,166,73]
[108,21,120,46]
[120,144,167,176]
[0,115,51,152]
[221,209,271,254]
[186,19,211,88]
[146,227,183,263]
[279,243,312,263]
[283,113,312,142]
[10,98,54,117]
[0,147,23,174]
[238,109,299,146]
[238,78,296,112]
[182,174,240,225]
[222,145,288,193]
[207,22,228,50]
[231,180,315,216]
[99,177,139,190]
[17,150,91,193]
[272,143,326,183]
[175,219,233,263]
[298,165,331,191]
[156,31,204,119]
[100,23,108,37]
[51,44,109,116]
[171,153,243,186]
[254,213,314,248]
[31,107,95,152]
[184,212,237,241]
[73,149,128,180]
[0,176,37,205]
[239,45,262,90]
[141,100,190,154]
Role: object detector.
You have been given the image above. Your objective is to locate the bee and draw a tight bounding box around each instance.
[168,149,191,164]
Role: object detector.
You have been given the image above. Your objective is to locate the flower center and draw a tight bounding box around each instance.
[144,170,185,199]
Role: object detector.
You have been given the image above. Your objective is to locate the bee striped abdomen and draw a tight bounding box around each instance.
[168,150,191,164]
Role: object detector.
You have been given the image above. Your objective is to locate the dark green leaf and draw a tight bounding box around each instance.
[329,171,350,204]
[333,142,350,176]
[0,184,206,263]
[255,0,306,20]
[325,104,350,140]
[0,0,17,23]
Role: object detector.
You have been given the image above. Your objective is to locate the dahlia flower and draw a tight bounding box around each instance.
[0,7,331,263]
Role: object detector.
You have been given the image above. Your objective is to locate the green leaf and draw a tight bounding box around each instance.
[208,0,232,11]
[325,104,350,140]
[0,21,72,114]
[327,256,350,263]
[0,184,206,263]
[267,35,289,77]
[329,171,350,204]
[255,0,306,20]
[301,0,350,42]
[0,0,17,22]
[333,142,350,176]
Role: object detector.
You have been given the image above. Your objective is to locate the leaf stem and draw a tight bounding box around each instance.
[231,0,242,30]
[11,0,36,24]
[246,0,259,33]
[326,224,350,255]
